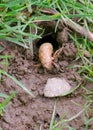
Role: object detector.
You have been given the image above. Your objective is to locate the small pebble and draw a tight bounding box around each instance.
[44,77,72,97]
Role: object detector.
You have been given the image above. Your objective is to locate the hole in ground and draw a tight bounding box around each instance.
[36,34,59,51]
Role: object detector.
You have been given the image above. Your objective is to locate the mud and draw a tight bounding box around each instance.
[0,22,93,130]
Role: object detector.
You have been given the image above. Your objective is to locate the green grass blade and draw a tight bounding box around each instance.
[84,75,93,82]
[4,72,35,97]
[49,101,57,130]
[0,93,9,98]
[61,83,81,96]
[0,91,16,116]
[85,117,93,130]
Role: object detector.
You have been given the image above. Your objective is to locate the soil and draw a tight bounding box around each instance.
[0,21,93,130]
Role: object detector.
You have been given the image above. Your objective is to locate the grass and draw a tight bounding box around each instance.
[4,71,35,97]
[49,98,93,130]
[69,33,93,83]
[0,92,16,130]
[0,0,93,129]
[0,0,93,47]
[0,56,34,97]
[0,55,12,72]
[0,91,16,116]
[0,93,8,98]
[49,84,93,130]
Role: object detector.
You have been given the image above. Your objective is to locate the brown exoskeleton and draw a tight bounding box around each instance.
[39,42,63,71]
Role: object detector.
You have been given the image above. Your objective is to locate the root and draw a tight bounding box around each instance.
[41,8,93,42]
[62,18,93,41]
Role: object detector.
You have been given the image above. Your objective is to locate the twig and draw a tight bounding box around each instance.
[62,18,93,41]
[41,8,93,42]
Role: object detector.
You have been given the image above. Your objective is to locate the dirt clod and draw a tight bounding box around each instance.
[57,27,69,43]
[63,42,77,58]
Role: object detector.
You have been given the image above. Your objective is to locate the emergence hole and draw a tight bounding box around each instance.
[36,34,59,51]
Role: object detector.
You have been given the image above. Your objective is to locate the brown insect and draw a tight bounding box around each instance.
[39,42,63,71]
[39,42,54,71]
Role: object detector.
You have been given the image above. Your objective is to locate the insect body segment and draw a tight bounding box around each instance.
[39,42,54,71]
[39,42,63,71]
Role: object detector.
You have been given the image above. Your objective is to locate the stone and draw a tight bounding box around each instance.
[44,78,72,97]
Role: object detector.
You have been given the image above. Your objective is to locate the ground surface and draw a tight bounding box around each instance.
[0,37,93,130]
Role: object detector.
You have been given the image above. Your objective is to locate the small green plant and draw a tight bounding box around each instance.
[84,116,93,130]
[69,34,93,83]
[0,91,16,116]
[0,55,13,73]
